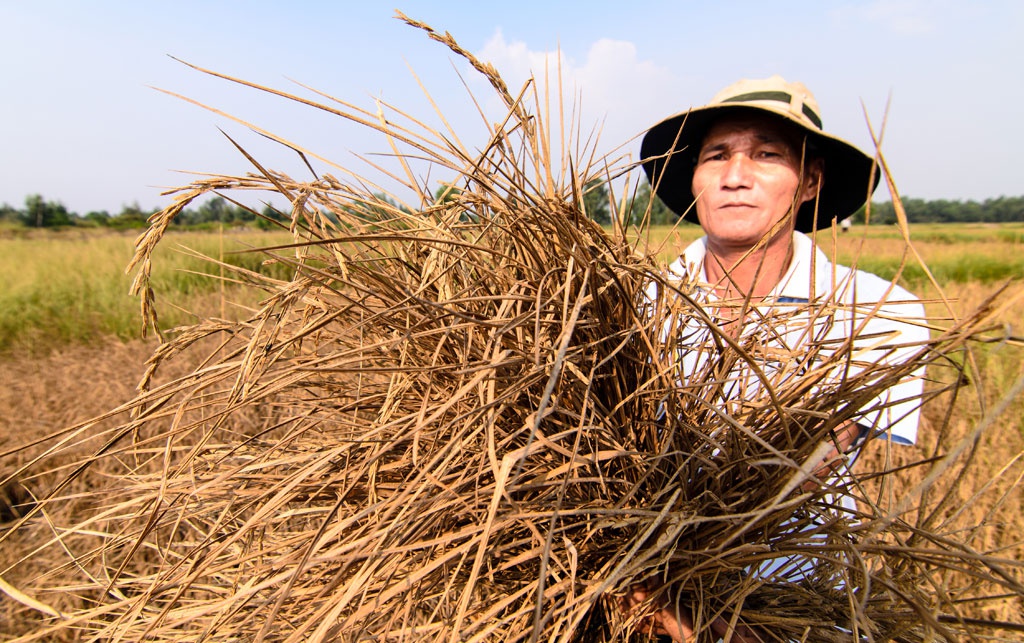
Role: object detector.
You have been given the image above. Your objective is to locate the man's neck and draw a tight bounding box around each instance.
[703,234,795,301]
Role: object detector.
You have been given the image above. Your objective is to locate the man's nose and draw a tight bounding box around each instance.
[722,154,754,188]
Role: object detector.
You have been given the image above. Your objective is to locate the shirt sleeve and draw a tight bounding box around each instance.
[841,279,929,446]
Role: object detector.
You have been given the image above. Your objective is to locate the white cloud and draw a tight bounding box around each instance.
[474,30,685,165]
[834,0,937,35]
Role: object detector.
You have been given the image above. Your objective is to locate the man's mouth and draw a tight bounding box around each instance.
[719,202,755,209]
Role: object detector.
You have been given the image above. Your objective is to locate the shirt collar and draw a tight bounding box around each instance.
[677,231,827,302]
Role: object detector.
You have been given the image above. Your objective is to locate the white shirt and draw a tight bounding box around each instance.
[654,231,928,582]
[661,231,927,447]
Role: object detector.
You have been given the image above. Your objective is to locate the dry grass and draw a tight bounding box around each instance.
[1,15,1022,642]
[859,280,1024,632]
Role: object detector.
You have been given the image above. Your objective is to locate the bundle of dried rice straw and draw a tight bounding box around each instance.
[2,14,1022,643]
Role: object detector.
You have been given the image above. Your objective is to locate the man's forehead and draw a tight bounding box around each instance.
[700,114,801,148]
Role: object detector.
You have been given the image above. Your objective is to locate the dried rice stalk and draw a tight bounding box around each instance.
[2,15,1022,643]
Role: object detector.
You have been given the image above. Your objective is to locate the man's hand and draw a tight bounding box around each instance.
[802,420,861,492]
[619,584,763,642]
[620,584,695,641]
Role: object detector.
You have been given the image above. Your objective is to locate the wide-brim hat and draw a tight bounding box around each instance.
[640,76,881,233]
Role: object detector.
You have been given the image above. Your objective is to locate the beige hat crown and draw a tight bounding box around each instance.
[710,76,822,131]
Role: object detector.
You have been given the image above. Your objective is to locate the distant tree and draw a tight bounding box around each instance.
[345,192,409,222]
[434,183,476,222]
[83,210,111,226]
[0,203,19,223]
[984,196,1024,223]
[434,184,461,206]
[625,178,676,226]
[172,207,199,226]
[256,204,288,230]
[109,202,151,229]
[232,203,256,223]
[197,196,228,224]
[855,201,896,225]
[25,194,45,228]
[853,196,1024,225]
[21,194,73,227]
[582,179,611,225]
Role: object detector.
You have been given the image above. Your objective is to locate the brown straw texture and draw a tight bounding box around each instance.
[1,15,1021,642]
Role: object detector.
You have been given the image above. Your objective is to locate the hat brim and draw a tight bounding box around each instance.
[640,105,881,233]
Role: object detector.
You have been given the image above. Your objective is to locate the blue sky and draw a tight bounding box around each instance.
[1,1,1021,214]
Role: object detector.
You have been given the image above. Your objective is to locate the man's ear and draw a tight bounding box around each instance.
[799,159,824,205]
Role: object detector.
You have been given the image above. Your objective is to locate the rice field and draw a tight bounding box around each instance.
[642,221,1024,287]
[1,221,1022,639]
[3,222,1022,356]
[0,227,296,354]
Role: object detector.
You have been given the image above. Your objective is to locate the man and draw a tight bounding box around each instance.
[628,76,929,641]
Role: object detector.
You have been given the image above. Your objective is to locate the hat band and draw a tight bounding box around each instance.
[721,91,823,130]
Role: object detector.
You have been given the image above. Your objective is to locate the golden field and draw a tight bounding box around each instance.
[1,222,1022,637]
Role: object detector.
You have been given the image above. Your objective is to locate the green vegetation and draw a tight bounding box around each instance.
[820,223,1024,288]
[852,195,1024,225]
[0,230,294,354]
[2,222,1021,356]
[0,194,289,231]
[845,251,1024,287]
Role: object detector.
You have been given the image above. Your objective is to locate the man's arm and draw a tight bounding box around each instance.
[802,420,861,491]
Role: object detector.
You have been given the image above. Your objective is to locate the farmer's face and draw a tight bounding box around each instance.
[692,114,818,252]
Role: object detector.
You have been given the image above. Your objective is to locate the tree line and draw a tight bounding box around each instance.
[851,196,1024,225]
[3,187,1024,230]
[0,194,287,230]
[0,191,446,231]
